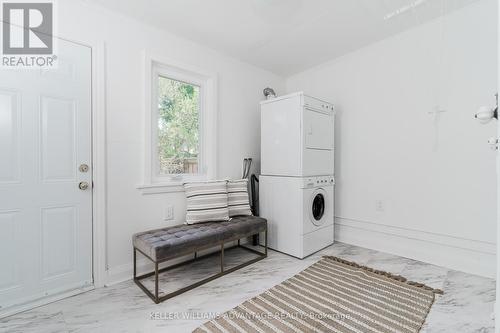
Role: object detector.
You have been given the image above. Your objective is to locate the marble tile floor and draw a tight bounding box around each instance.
[0,242,495,333]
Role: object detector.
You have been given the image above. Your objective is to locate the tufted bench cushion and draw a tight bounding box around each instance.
[133,216,267,262]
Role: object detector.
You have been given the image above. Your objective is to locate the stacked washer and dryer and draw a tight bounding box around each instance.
[259,92,335,259]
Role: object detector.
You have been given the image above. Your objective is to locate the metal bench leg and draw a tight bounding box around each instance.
[155,262,159,303]
[265,229,268,256]
[133,248,137,278]
[220,243,224,272]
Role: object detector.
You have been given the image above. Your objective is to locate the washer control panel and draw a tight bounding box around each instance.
[303,176,335,188]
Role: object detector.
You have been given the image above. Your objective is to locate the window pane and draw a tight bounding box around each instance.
[157,76,200,175]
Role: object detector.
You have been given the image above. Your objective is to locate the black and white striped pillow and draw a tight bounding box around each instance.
[227,179,253,217]
[184,181,230,224]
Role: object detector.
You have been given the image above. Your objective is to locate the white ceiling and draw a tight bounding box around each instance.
[87,0,480,76]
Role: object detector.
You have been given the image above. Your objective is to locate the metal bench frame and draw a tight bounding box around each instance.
[133,228,267,304]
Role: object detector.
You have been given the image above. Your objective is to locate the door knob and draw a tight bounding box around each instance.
[79,182,89,190]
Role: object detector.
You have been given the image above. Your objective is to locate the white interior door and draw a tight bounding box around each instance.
[0,38,92,309]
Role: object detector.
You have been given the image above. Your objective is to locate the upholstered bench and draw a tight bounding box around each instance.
[132,216,267,303]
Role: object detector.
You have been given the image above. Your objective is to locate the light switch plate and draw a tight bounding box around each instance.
[164,205,174,221]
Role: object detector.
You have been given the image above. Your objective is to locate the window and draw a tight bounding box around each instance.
[157,76,200,175]
[142,55,217,191]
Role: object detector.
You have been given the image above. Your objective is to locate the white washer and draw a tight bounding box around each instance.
[259,175,335,259]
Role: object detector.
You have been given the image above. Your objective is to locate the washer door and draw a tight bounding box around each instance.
[309,188,327,226]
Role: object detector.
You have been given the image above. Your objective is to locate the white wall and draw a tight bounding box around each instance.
[287,0,497,277]
[59,0,285,284]
[58,0,496,282]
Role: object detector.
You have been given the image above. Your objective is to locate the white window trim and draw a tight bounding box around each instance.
[139,52,218,194]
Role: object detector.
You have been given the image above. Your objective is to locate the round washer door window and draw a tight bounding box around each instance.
[310,189,326,226]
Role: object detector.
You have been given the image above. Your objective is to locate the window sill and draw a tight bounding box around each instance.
[137,183,185,195]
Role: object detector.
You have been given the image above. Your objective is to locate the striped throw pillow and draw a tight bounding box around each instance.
[184,181,230,224]
[227,179,253,217]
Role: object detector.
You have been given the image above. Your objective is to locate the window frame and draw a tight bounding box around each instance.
[140,53,218,193]
[153,67,203,179]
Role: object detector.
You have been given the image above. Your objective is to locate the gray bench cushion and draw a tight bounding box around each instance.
[133,216,267,262]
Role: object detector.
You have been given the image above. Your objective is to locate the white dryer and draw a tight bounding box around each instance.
[259,175,335,259]
[260,92,335,177]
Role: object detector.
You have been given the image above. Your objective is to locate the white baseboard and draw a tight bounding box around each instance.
[106,220,495,284]
[335,217,496,278]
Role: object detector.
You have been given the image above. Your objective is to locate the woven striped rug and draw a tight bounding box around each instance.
[194,256,443,333]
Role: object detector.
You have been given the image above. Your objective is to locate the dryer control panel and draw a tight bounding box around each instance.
[303,176,335,188]
[303,95,335,113]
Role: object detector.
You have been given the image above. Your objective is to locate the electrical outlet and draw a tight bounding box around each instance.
[375,200,384,212]
[164,205,174,221]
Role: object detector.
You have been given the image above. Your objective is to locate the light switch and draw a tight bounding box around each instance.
[164,205,174,221]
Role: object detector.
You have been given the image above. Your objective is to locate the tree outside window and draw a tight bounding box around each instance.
[157,76,200,175]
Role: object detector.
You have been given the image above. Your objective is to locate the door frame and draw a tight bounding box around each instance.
[56,34,108,289]
[0,35,107,319]
[60,36,107,289]
[88,39,107,289]
[496,2,499,331]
